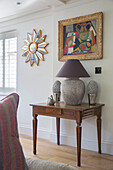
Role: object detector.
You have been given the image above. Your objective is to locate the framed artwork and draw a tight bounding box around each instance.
[58,12,103,61]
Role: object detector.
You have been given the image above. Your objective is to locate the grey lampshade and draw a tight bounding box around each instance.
[56,59,90,78]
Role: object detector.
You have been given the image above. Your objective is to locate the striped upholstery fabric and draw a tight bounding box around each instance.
[0,93,28,170]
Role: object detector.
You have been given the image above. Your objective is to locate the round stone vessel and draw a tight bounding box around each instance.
[62,78,85,105]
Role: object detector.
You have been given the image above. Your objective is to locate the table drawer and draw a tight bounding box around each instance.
[46,108,62,115]
[63,109,75,116]
[34,106,45,113]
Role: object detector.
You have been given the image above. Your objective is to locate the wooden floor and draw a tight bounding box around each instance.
[20,134,113,170]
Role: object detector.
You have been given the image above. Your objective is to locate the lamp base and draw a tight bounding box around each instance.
[62,78,85,105]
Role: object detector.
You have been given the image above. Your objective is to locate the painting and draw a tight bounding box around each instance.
[58,12,103,61]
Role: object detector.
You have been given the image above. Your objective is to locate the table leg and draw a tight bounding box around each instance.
[33,115,37,155]
[76,111,82,167]
[97,115,101,154]
[76,123,82,167]
[56,118,60,145]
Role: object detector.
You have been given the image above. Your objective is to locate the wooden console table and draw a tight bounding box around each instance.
[30,102,104,167]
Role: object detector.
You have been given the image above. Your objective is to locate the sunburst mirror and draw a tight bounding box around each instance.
[22,29,49,66]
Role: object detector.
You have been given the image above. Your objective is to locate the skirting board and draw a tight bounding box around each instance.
[19,125,113,155]
[19,124,32,136]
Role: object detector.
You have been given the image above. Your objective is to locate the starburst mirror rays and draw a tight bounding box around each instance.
[22,29,49,66]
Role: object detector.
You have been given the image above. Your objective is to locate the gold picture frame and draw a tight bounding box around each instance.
[58,12,103,61]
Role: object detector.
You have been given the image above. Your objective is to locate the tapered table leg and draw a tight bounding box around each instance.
[76,123,82,167]
[33,115,37,154]
[76,111,82,167]
[56,118,60,145]
[97,115,101,154]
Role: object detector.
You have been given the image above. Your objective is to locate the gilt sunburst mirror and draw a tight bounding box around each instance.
[22,29,49,66]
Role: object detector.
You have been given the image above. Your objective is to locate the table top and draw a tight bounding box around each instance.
[30,102,104,112]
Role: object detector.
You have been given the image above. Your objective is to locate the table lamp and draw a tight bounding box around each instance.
[56,59,90,105]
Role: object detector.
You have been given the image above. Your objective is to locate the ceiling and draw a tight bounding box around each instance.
[0,0,96,22]
[0,0,73,21]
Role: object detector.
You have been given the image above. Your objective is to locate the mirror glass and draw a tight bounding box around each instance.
[29,42,37,53]
[22,29,48,66]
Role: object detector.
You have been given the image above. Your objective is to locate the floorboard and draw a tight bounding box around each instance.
[20,134,113,170]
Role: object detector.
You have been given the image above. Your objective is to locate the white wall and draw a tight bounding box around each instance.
[51,0,113,154]
[53,0,113,154]
[0,10,54,138]
[0,0,113,155]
